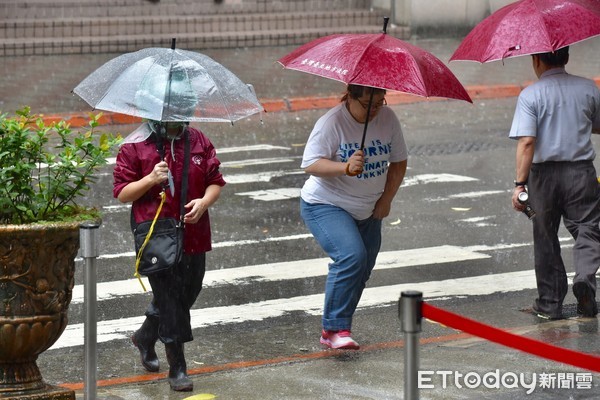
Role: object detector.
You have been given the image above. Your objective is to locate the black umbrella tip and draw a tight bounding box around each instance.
[171,38,176,50]
[382,17,389,33]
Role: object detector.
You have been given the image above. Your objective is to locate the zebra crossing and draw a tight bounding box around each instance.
[58,243,544,350]
[59,143,549,354]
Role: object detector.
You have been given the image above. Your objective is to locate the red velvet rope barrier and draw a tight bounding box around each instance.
[421,302,600,373]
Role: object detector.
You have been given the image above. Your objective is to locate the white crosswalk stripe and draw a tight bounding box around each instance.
[55,267,548,350]
[58,240,564,350]
[59,143,548,356]
[71,245,490,304]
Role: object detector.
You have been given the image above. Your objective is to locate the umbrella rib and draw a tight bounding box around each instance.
[162,49,177,121]
[531,0,554,52]
[276,64,349,87]
[190,53,238,123]
[74,47,261,123]
[487,6,522,62]
[348,34,385,84]
[82,58,146,114]
[406,49,429,98]
[349,35,380,149]
[457,0,600,63]
[164,49,228,122]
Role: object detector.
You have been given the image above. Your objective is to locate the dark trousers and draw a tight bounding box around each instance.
[146,253,206,344]
[529,161,600,316]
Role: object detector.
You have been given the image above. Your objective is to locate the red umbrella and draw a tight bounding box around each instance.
[278,22,471,103]
[450,0,600,63]
[278,18,471,147]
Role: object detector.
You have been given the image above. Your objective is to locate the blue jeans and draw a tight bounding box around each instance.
[300,199,382,331]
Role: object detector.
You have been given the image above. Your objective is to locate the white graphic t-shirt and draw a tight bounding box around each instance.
[301,103,407,220]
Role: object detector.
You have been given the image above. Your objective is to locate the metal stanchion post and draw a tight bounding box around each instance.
[80,222,101,400]
[399,291,423,400]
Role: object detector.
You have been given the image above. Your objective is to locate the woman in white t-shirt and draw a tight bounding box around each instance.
[300,84,408,349]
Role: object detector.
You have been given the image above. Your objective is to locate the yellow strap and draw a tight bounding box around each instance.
[134,191,166,292]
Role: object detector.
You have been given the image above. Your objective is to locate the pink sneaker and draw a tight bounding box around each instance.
[320,329,360,350]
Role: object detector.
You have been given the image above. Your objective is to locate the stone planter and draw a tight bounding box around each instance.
[0,222,79,399]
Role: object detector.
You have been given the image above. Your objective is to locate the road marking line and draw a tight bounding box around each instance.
[221,157,298,168]
[57,268,535,350]
[235,188,300,201]
[402,173,478,187]
[91,234,314,260]
[224,170,304,184]
[448,190,506,198]
[427,190,506,201]
[217,145,291,154]
[72,245,489,303]
[233,173,480,201]
[106,145,292,166]
[101,172,481,208]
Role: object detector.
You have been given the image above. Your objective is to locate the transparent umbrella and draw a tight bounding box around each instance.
[73,39,263,123]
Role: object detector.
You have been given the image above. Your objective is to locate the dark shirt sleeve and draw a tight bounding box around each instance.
[113,144,141,198]
[191,128,226,188]
[205,146,226,187]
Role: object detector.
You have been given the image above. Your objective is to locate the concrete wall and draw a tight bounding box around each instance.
[372,0,515,31]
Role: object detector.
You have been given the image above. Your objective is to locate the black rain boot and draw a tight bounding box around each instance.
[165,342,193,392]
[131,316,160,372]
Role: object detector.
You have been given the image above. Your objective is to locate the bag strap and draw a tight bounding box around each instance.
[133,128,191,291]
[152,127,190,224]
[179,129,190,225]
[134,191,167,291]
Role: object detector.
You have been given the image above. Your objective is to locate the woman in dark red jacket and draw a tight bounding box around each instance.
[113,121,225,391]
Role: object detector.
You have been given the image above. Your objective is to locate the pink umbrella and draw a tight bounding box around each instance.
[279,21,471,102]
[450,0,600,62]
[278,18,471,147]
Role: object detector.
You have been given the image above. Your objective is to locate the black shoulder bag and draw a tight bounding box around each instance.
[133,130,190,289]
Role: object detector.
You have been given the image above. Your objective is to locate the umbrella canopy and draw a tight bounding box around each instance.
[73,40,263,123]
[277,24,472,103]
[278,18,471,148]
[450,0,600,62]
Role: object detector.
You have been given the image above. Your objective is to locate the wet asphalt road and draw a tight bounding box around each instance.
[3,37,600,399]
[31,96,600,399]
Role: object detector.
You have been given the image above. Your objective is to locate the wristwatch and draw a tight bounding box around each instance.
[514,180,527,187]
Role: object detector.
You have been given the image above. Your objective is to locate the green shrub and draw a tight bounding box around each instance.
[0,107,122,224]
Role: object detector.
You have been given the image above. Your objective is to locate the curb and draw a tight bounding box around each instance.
[60,332,472,393]
[36,77,599,128]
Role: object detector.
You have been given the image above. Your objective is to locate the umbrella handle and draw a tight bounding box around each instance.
[382,16,389,34]
[359,90,375,150]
